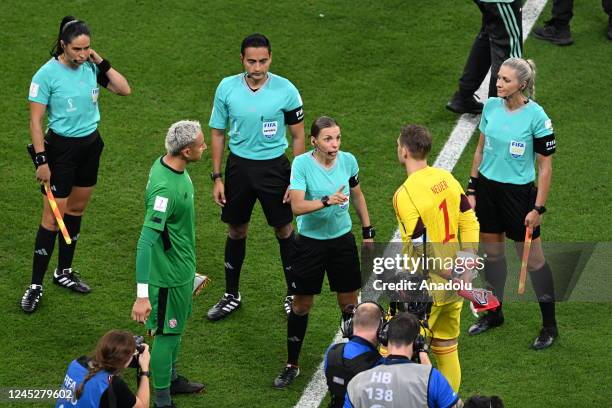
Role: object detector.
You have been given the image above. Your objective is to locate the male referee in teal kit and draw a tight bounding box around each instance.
[207,33,305,321]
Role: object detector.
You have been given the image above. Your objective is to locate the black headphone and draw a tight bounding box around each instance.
[379,311,424,348]
[341,301,386,343]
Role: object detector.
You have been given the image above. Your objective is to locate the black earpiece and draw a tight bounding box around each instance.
[341,301,386,342]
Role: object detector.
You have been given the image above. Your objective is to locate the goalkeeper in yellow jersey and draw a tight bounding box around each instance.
[392,124,480,392]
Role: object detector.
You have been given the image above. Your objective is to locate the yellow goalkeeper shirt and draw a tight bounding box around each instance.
[393,166,479,304]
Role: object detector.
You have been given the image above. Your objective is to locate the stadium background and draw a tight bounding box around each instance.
[0,1,610,406]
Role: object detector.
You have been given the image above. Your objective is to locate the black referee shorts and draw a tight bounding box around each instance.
[42,129,104,198]
[288,232,362,295]
[475,173,540,242]
[222,152,293,227]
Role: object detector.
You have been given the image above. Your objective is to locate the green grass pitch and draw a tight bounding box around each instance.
[0,1,610,407]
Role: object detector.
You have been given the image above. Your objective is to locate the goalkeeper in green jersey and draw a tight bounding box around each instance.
[131,120,207,408]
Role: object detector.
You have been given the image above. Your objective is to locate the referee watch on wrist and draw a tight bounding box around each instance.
[138,370,151,378]
[534,205,547,215]
[210,172,223,181]
[321,195,330,207]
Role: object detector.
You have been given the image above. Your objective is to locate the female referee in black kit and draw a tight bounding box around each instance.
[21,16,131,313]
[466,57,558,350]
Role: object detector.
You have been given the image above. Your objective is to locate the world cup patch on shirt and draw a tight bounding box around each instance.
[509,140,525,158]
[154,196,169,212]
[91,88,99,103]
[29,82,39,98]
[545,119,553,130]
[262,121,278,138]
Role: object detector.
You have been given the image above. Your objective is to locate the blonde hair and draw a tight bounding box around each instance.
[501,58,537,99]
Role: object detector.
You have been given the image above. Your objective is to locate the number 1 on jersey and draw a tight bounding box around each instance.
[438,198,456,243]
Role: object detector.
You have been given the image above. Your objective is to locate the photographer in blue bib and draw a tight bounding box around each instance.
[345,312,460,408]
[324,302,384,408]
[22,16,131,313]
[466,57,558,349]
[272,116,375,389]
[55,330,150,408]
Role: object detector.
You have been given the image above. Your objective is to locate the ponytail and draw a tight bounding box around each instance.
[50,16,91,58]
[524,59,536,99]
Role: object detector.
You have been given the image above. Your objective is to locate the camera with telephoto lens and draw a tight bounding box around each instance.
[128,335,145,368]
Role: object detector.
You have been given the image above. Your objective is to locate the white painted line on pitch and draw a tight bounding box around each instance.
[295,1,547,406]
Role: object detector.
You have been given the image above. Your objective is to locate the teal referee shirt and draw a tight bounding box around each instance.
[209,72,303,160]
[479,97,553,185]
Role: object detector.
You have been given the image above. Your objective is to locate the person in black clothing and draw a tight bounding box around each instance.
[533,0,612,45]
[56,330,150,408]
[446,0,523,114]
[324,302,384,408]
[465,395,505,408]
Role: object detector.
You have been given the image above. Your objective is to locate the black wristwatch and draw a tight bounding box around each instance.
[138,370,151,378]
[362,226,376,239]
[34,152,48,168]
[321,195,330,207]
[210,172,223,181]
[533,205,547,215]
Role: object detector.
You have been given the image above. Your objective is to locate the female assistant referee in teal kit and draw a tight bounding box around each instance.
[465,57,557,350]
[21,15,131,313]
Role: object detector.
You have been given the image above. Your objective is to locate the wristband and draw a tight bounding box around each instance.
[97,59,112,73]
[533,205,546,215]
[138,370,151,378]
[34,152,48,168]
[466,177,478,195]
[362,226,375,239]
[210,172,223,181]
[137,283,149,298]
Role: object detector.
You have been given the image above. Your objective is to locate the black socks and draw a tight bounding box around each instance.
[277,232,295,295]
[484,257,508,303]
[529,262,556,328]
[57,214,82,271]
[287,310,308,366]
[225,236,246,296]
[31,226,58,285]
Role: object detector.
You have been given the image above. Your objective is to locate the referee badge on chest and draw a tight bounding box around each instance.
[509,140,526,158]
[91,88,100,104]
[339,196,349,210]
[262,121,278,138]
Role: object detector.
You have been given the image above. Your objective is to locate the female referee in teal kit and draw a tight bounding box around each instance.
[21,16,131,313]
[273,116,375,389]
[465,57,558,350]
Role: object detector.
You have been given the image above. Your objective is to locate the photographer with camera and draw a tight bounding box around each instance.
[55,330,150,408]
[324,301,384,408]
[345,312,461,408]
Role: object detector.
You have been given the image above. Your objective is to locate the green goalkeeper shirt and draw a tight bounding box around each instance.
[138,156,196,287]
